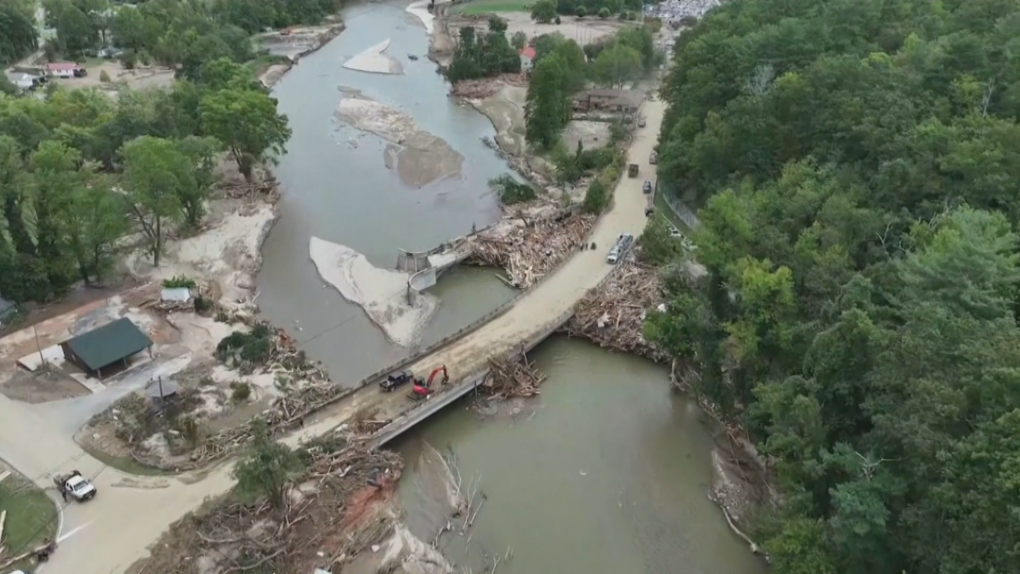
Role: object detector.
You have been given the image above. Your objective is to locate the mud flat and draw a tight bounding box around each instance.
[343,38,405,75]
[336,93,463,187]
[309,237,437,347]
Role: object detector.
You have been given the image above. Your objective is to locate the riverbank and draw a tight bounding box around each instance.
[257,23,346,88]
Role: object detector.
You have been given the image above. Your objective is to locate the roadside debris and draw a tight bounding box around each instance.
[564,261,667,362]
[469,208,595,288]
[132,433,411,574]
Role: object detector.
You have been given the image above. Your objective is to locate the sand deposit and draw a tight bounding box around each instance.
[126,201,277,306]
[343,38,405,75]
[406,0,438,33]
[309,237,437,347]
[336,94,464,187]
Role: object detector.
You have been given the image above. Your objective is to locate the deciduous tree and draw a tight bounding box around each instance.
[200,88,291,181]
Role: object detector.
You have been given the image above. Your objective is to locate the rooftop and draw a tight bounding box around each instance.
[519,47,536,60]
[45,62,83,71]
[63,317,153,371]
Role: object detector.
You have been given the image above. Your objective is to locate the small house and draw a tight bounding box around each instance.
[45,62,87,79]
[519,46,536,72]
[4,71,42,91]
[60,317,153,380]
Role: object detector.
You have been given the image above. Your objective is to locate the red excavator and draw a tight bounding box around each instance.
[409,365,449,400]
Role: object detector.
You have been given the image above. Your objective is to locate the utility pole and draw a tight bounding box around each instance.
[33,325,45,367]
[158,376,164,399]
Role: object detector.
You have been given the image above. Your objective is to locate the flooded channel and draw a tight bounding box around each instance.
[257,0,515,381]
[259,3,765,572]
[396,337,767,574]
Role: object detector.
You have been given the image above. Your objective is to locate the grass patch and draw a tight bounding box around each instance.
[450,0,537,15]
[77,443,171,476]
[0,473,58,558]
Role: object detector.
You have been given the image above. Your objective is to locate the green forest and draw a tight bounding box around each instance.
[648,0,1020,572]
[1,71,288,307]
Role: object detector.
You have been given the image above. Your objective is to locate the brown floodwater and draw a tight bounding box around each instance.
[258,1,764,572]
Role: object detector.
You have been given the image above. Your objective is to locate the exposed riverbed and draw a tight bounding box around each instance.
[258,2,764,573]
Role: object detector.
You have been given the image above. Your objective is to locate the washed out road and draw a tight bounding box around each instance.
[0,96,664,574]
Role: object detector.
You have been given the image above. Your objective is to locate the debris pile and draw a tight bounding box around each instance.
[135,433,404,574]
[451,74,526,99]
[220,171,281,202]
[648,0,722,22]
[564,262,668,362]
[481,354,546,398]
[469,210,595,288]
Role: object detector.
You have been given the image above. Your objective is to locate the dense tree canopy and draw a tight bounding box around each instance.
[0,53,289,304]
[446,19,521,83]
[0,0,38,66]
[649,0,1020,572]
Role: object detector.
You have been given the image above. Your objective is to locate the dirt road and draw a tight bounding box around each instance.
[0,97,663,574]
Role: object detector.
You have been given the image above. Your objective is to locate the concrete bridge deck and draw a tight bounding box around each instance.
[0,98,664,574]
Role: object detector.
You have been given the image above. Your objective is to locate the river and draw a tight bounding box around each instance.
[397,336,766,574]
[258,2,764,573]
[257,0,516,381]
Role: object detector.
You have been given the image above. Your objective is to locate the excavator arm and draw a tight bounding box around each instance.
[426,365,449,387]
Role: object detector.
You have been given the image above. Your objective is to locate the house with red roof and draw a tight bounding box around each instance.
[44,61,87,79]
[519,47,536,72]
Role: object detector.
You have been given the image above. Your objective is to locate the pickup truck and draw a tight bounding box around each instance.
[380,370,413,392]
[607,233,635,264]
[54,470,96,502]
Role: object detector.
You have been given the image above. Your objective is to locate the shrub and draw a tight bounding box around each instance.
[193,296,212,314]
[490,174,536,204]
[554,16,561,24]
[583,179,609,213]
[598,7,610,18]
[120,49,137,70]
[162,275,197,289]
[216,324,274,368]
[230,381,252,402]
[575,6,586,17]
[99,70,111,83]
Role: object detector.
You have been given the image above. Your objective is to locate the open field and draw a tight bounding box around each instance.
[450,0,537,15]
[0,467,58,566]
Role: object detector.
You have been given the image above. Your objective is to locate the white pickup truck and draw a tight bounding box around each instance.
[54,470,97,502]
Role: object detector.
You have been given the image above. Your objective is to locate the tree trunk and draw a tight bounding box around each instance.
[153,216,162,267]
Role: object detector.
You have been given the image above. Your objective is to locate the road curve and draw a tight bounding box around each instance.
[0,97,664,574]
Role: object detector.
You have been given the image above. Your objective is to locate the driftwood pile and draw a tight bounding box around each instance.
[482,354,546,398]
[470,212,595,288]
[564,262,668,362]
[451,73,527,99]
[221,171,280,202]
[135,434,403,574]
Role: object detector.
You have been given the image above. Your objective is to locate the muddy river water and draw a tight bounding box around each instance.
[257,1,765,572]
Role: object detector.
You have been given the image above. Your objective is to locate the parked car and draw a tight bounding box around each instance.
[649,152,657,164]
[380,370,413,392]
[638,117,647,127]
[643,180,653,194]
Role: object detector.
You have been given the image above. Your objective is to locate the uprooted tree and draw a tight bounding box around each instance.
[233,419,303,509]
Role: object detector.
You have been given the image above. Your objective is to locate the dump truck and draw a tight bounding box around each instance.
[628,163,639,177]
[54,470,96,502]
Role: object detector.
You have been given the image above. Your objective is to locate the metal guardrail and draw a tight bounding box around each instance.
[370,258,627,447]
